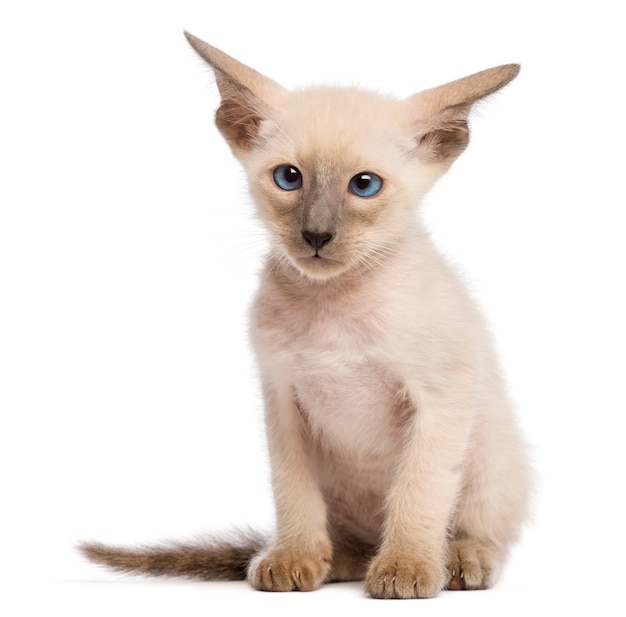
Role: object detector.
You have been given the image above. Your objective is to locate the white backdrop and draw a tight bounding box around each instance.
[1,1,624,615]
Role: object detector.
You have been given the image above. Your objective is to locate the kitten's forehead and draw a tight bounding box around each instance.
[273,87,407,169]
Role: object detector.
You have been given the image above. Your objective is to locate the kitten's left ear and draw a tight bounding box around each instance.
[407,64,520,165]
[184,32,286,157]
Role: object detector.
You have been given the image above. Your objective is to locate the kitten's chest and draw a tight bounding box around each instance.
[252,282,405,454]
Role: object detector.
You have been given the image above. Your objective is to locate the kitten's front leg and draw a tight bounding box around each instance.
[248,381,331,592]
[365,385,472,599]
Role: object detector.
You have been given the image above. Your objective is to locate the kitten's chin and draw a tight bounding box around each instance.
[291,256,349,281]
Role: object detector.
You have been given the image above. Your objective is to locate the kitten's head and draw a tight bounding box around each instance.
[185,33,519,281]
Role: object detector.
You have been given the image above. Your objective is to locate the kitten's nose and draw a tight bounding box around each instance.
[302,230,333,252]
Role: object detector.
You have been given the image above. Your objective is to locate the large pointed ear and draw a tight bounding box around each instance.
[407,64,520,165]
[184,32,286,157]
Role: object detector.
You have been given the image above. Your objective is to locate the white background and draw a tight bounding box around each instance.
[1,1,624,615]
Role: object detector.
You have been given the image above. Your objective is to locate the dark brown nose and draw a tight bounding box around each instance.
[302,230,333,252]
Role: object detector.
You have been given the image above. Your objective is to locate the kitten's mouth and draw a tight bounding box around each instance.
[294,254,345,279]
[301,254,334,265]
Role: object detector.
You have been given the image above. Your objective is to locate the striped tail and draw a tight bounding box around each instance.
[79,530,266,581]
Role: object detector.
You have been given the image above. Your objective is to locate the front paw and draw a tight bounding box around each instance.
[248,545,332,592]
[365,553,445,599]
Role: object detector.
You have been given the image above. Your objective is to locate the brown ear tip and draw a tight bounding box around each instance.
[503,63,521,81]
[509,63,521,76]
[183,31,206,54]
[490,63,521,89]
[183,31,198,46]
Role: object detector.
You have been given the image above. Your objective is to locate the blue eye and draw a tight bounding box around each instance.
[273,164,303,191]
[348,172,383,198]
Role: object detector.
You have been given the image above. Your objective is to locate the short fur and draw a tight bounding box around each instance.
[80,33,532,599]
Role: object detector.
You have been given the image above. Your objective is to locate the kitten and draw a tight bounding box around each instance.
[80,32,532,599]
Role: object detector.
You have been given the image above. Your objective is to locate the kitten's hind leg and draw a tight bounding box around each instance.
[446,431,531,590]
[446,407,532,591]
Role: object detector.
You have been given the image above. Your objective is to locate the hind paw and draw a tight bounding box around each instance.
[446,538,502,591]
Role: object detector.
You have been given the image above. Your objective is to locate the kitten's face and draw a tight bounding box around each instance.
[244,88,442,281]
[183,35,519,281]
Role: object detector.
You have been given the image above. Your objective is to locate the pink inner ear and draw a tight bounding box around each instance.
[418,120,470,163]
[215,99,264,151]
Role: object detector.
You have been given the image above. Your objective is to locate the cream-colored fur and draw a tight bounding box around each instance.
[81,34,532,599]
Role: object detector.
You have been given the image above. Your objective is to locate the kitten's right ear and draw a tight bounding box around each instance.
[184,32,286,157]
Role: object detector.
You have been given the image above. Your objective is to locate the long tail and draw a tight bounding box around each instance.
[78,530,267,581]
